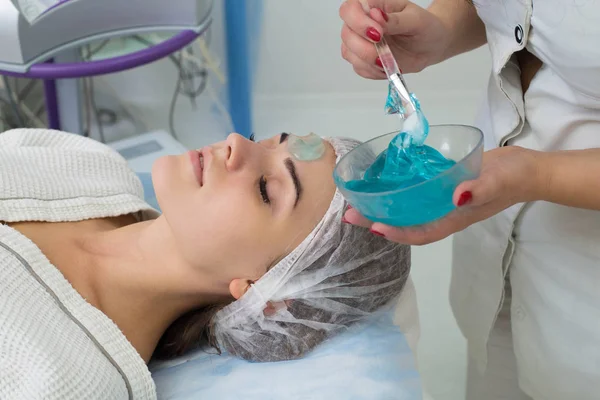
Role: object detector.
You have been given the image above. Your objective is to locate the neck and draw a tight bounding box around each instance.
[77,216,229,363]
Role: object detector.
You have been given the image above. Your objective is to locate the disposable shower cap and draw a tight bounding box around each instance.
[213,136,411,362]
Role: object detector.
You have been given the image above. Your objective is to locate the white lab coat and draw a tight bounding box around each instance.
[449,1,600,399]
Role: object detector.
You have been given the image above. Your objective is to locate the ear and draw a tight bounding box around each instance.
[228,278,253,300]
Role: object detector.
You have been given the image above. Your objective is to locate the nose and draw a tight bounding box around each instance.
[225,133,254,171]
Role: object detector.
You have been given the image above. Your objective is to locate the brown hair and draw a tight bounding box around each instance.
[152,302,228,360]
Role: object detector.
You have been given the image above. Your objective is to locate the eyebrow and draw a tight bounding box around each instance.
[284,157,302,207]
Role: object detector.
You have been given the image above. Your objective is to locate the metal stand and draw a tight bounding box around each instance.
[43,69,61,129]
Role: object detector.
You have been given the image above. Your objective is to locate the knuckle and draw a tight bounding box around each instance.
[339,1,349,19]
[357,47,374,63]
[351,40,375,61]
[353,66,369,78]
[341,46,349,61]
[340,24,350,42]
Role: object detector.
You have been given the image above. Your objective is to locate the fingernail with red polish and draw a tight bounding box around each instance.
[457,191,473,207]
[375,57,383,68]
[370,229,385,237]
[366,27,381,42]
[377,8,389,22]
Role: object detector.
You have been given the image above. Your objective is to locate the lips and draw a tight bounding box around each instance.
[189,149,203,187]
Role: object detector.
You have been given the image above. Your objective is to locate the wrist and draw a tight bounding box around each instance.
[427,1,456,62]
[520,148,553,203]
[427,0,486,62]
[427,1,457,34]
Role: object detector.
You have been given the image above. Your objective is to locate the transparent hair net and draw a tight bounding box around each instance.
[212,137,411,362]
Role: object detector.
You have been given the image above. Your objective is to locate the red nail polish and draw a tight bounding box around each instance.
[375,57,383,68]
[377,8,389,22]
[370,229,385,237]
[366,27,381,42]
[346,205,353,210]
[457,191,473,207]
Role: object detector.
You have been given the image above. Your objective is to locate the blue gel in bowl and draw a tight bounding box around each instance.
[333,125,484,227]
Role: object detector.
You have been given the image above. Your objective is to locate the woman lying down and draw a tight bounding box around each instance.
[0,129,410,400]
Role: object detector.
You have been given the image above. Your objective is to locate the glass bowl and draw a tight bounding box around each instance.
[333,124,484,227]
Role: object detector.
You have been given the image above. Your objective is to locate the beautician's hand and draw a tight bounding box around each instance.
[339,0,452,78]
[343,146,546,245]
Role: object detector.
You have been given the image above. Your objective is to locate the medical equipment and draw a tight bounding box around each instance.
[211,136,411,362]
[287,133,326,161]
[1,1,212,73]
[0,0,213,136]
[150,311,422,400]
[0,0,255,138]
[334,125,484,226]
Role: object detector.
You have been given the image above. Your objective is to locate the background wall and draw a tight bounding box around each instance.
[251,1,490,138]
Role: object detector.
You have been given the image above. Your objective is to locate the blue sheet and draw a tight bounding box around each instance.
[150,312,422,400]
[137,172,161,211]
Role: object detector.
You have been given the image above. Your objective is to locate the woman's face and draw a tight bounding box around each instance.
[152,133,337,295]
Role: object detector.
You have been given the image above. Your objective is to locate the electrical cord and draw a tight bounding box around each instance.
[2,76,26,127]
[169,51,184,140]
[74,33,224,141]
[82,76,92,137]
[88,76,106,143]
[180,46,208,107]
[18,79,37,101]
[132,34,210,140]
[0,98,12,129]
[82,39,111,61]
[132,34,209,101]
[131,35,183,69]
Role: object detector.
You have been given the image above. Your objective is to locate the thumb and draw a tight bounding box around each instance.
[453,175,498,208]
[343,206,374,229]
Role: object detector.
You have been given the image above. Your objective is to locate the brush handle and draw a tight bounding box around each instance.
[357,0,401,75]
[357,0,417,118]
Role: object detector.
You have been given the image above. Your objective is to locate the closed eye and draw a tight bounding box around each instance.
[254,133,293,208]
[258,175,270,205]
